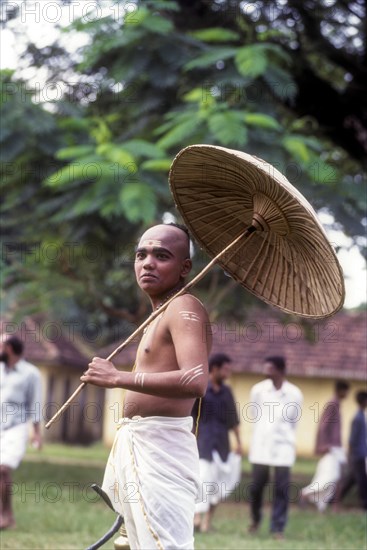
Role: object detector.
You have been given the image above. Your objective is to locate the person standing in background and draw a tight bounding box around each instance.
[334,390,367,510]
[301,379,350,512]
[248,356,303,540]
[0,336,42,529]
[193,353,242,533]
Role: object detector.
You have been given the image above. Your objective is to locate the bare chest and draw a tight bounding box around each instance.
[136,314,175,371]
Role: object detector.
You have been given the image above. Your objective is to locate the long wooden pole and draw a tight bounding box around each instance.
[45,227,256,429]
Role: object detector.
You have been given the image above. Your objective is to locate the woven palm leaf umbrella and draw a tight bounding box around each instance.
[169,144,345,319]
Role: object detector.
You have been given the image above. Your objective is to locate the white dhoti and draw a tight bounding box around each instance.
[0,423,29,469]
[102,416,200,550]
[195,451,242,513]
[301,447,346,512]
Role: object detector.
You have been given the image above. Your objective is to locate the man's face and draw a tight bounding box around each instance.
[134,225,191,298]
[212,362,231,384]
[264,361,277,379]
[0,342,10,363]
[337,388,349,400]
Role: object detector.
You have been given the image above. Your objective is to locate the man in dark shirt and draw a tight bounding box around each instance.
[335,390,367,510]
[192,353,242,532]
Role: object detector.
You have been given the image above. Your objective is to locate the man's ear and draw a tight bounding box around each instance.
[181,258,192,278]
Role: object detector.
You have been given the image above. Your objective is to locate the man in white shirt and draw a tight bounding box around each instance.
[248,356,303,539]
[0,336,42,529]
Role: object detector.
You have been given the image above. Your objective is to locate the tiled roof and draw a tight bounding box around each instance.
[2,310,365,380]
[99,309,367,381]
[0,316,89,369]
[210,309,367,381]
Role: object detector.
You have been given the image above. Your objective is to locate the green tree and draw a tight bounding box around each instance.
[1,0,366,341]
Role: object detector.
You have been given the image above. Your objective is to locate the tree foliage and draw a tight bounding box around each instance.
[1,0,366,341]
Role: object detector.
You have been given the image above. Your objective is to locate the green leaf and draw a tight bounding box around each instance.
[119,183,157,222]
[157,117,201,149]
[235,45,268,78]
[96,144,135,166]
[182,88,216,109]
[141,159,172,171]
[243,113,282,131]
[55,145,95,160]
[283,136,311,163]
[189,28,240,43]
[184,47,237,70]
[262,43,292,65]
[44,164,86,187]
[208,112,248,146]
[141,14,174,34]
[58,117,90,132]
[263,66,297,100]
[306,159,338,185]
[44,159,114,187]
[183,88,205,102]
[122,140,165,159]
[145,1,179,10]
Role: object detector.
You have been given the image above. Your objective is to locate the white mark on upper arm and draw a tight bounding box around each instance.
[179,311,200,322]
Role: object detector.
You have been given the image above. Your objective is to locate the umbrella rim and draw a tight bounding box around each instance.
[169,144,345,319]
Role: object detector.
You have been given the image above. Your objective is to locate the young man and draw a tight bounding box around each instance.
[81,223,212,549]
[193,353,242,533]
[248,356,303,539]
[0,336,42,529]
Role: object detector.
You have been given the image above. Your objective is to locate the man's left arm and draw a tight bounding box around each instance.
[227,388,243,454]
[232,425,243,455]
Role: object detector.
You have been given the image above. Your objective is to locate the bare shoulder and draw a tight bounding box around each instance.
[166,293,209,321]
[165,293,212,351]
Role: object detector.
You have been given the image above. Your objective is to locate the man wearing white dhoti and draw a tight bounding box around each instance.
[192,353,242,533]
[0,336,42,529]
[102,416,200,549]
[81,224,212,550]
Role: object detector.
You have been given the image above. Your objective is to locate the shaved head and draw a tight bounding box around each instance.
[139,224,190,260]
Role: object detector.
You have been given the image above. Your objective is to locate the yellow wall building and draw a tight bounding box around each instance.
[102,310,366,457]
[2,310,365,456]
[102,374,366,457]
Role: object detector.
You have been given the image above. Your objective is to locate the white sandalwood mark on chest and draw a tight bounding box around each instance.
[180,364,204,385]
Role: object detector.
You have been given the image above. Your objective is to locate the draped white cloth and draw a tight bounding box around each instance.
[102,416,200,550]
[0,422,29,469]
[301,446,347,512]
[195,451,242,513]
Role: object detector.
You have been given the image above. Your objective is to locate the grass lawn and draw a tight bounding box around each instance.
[1,444,366,550]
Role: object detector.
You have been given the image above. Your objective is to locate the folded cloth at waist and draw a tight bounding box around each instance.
[102,415,200,550]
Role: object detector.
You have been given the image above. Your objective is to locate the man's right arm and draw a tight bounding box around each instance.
[82,296,212,399]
